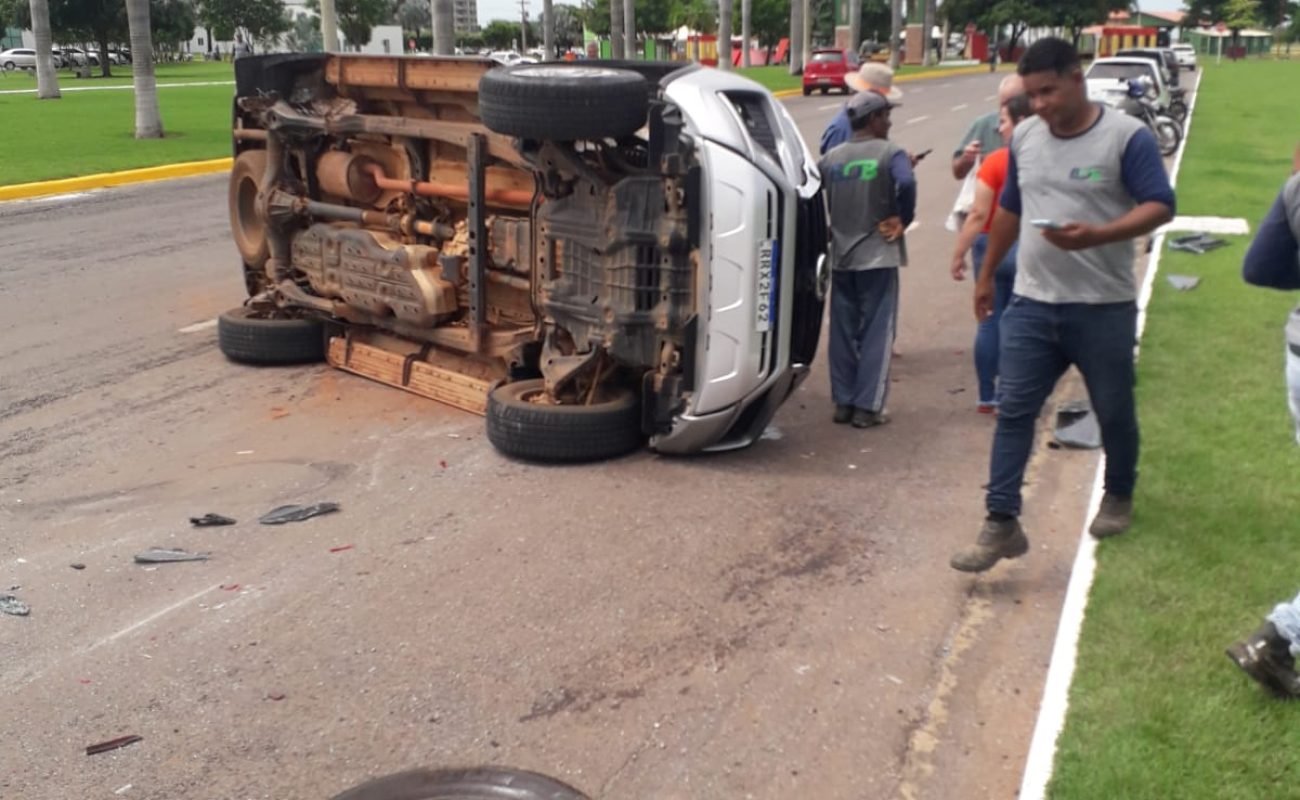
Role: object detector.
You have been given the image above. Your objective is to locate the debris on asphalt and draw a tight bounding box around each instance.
[258,502,340,525]
[266,692,287,701]
[70,563,86,570]
[86,735,143,756]
[1169,232,1228,255]
[1166,274,1202,291]
[114,784,133,795]
[236,450,255,455]
[329,544,354,553]
[133,548,211,564]
[1053,401,1102,450]
[948,387,966,395]
[220,584,241,591]
[0,594,31,617]
[190,513,236,527]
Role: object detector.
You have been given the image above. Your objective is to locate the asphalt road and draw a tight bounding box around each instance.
[1,69,1139,799]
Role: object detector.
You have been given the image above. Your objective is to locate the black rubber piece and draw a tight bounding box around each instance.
[478,65,649,141]
[217,306,326,366]
[486,379,643,463]
[330,767,591,800]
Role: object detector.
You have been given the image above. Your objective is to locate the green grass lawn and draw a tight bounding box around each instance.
[1048,59,1300,799]
[0,59,234,89]
[0,83,233,184]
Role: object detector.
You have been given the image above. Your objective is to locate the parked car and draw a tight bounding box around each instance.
[1171,43,1198,70]
[1115,46,1180,87]
[802,48,861,96]
[0,48,58,71]
[57,47,97,66]
[222,54,828,462]
[1086,56,1171,113]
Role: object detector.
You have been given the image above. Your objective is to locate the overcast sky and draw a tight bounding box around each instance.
[475,0,1187,33]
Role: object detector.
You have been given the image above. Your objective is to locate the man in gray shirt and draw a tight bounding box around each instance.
[819,92,917,428]
[950,37,1175,573]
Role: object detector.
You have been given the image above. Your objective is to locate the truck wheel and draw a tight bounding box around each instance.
[217,306,326,366]
[330,768,590,800]
[486,379,643,463]
[478,65,648,141]
[229,149,270,269]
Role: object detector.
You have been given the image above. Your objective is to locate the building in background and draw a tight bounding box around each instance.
[454,0,481,34]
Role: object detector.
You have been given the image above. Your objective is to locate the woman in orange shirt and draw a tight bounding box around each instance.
[950,94,1033,412]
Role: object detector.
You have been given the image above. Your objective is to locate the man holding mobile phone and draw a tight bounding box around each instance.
[950,38,1175,573]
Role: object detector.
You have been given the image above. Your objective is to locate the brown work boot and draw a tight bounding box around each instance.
[1089,493,1133,539]
[950,516,1030,573]
[1226,622,1300,698]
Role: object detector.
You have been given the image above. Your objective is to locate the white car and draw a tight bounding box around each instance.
[0,48,59,71]
[1171,43,1198,71]
[223,55,827,461]
[1086,56,1171,112]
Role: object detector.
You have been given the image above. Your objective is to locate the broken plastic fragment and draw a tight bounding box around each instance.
[0,594,31,617]
[1053,401,1102,449]
[133,548,211,564]
[259,502,340,525]
[86,735,143,756]
[190,513,236,527]
[329,544,354,553]
[1166,274,1201,291]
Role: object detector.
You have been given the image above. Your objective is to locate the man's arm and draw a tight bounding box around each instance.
[951,117,983,180]
[1043,128,1175,250]
[1243,176,1300,290]
[890,149,917,227]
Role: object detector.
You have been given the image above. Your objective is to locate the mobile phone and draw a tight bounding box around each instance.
[915,148,934,161]
[1031,219,1063,231]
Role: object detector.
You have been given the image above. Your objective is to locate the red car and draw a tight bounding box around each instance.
[802,48,861,96]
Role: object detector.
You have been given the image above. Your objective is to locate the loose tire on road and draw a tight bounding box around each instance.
[329,768,590,800]
[478,65,648,141]
[486,379,643,463]
[217,306,326,366]
[229,149,270,269]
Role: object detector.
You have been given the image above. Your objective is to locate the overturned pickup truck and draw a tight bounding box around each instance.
[221,54,827,461]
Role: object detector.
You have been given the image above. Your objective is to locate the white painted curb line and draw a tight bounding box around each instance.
[1017,68,1204,800]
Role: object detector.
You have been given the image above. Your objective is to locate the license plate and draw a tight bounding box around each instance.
[818,78,831,84]
[756,239,777,332]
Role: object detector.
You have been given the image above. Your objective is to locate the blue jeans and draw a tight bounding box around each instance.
[829,268,899,412]
[986,296,1139,516]
[971,234,1018,405]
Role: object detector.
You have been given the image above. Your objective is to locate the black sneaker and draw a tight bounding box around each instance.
[1226,622,1300,698]
[950,516,1030,573]
[851,409,890,428]
[833,405,853,424]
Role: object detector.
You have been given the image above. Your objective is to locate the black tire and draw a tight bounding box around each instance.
[330,768,590,800]
[217,306,326,366]
[478,65,648,141]
[1169,100,1188,122]
[1154,118,1182,157]
[802,86,811,96]
[486,378,643,463]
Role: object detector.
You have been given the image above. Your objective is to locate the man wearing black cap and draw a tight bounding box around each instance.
[819,91,917,428]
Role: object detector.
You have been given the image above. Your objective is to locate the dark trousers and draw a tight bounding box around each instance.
[986,296,1140,516]
[971,234,1018,405]
[829,268,899,413]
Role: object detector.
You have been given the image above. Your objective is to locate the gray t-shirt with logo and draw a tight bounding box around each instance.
[999,108,1176,304]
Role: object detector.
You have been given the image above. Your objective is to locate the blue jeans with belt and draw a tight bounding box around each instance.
[986,295,1140,516]
[970,234,1018,405]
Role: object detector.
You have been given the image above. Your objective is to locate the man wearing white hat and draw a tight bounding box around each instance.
[820,62,904,156]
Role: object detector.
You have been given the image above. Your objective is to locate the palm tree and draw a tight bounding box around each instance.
[542,0,554,57]
[888,0,902,69]
[788,0,803,74]
[741,0,751,67]
[125,0,163,137]
[610,0,624,58]
[922,0,935,66]
[432,0,454,53]
[718,0,732,69]
[848,0,861,56]
[29,0,60,99]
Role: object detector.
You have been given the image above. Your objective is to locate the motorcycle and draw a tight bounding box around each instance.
[1109,77,1183,157]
